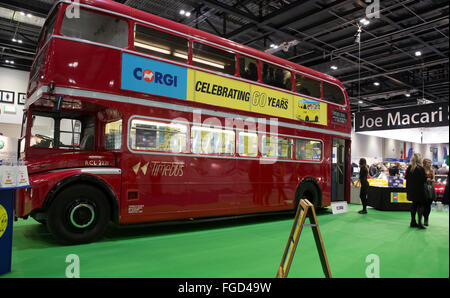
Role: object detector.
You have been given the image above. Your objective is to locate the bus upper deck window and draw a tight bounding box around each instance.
[239,56,258,81]
[192,42,236,75]
[61,8,128,48]
[323,83,345,105]
[295,74,321,98]
[262,63,292,91]
[134,25,189,63]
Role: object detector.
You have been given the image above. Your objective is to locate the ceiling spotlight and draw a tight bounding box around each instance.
[358,100,363,104]
[270,44,278,48]
[330,65,338,70]
[12,38,16,42]
[360,18,370,26]
[374,82,380,86]
[185,11,191,17]
[179,10,185,15]
[415,51,422,57]
[20,11,25,16]
[27,13,32,18]
[405,93,411,97]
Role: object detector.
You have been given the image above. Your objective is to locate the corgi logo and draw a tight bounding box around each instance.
[133,67,178,87]
[143,69,154,83]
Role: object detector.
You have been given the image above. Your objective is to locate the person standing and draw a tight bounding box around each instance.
[405,153,427,229]
[443,172,449,205]
[359,158,370,214]
[423,158,436,226]
[389,162,400,176]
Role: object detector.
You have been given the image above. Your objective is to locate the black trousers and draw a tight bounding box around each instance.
[411,201,426,224]
[423,201,431,222]
[423,183,435,223]
[360,184,369,210]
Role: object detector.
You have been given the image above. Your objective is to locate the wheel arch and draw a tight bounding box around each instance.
[295,176,322,208]
[42,174,120,224]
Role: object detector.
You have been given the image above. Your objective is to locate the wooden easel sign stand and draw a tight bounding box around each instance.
[276,199,332,278]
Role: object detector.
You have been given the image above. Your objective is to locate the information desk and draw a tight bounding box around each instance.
[0,186,31,276]
[367,186,411,211]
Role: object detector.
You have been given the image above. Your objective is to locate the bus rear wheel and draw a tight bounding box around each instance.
[295,182,320,210]
[46,184,110,245]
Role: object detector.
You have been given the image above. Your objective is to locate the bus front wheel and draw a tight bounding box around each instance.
[46,184,111,245]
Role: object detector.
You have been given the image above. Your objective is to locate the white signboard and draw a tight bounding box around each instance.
[331,201,349,214]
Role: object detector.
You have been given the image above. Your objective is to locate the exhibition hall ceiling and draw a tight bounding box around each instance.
[0,0,448,113]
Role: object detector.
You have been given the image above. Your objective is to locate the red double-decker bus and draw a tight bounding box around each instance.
[16,0,351,244]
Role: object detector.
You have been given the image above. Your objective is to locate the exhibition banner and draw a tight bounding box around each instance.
[355,102,449,132]
[122,53,329,125]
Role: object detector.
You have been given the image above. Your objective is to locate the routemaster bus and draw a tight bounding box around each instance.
[15,0,351,244]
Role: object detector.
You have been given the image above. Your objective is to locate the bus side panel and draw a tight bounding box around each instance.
[17,170,121,218]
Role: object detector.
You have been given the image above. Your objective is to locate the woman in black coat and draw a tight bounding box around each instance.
[359,158,370,214]
[405,153,428,229]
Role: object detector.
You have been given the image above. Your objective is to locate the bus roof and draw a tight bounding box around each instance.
[71,0,345,89]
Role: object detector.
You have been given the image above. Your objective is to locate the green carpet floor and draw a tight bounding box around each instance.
[2,204,448,278]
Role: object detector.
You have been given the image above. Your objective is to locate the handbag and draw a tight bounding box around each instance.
[424,182,435,202]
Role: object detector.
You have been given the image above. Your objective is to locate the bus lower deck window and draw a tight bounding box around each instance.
[261,136,293,159]
[30,115,55,148]
[59,118,82,149]
[130,119,187,153]
[105,120,122,150]
[191,126,235,155]
[238,132,258,157]
[296,139,322,161]
[61,8,128,48]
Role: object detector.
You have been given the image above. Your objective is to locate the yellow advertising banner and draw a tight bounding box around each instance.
[187,68,328,125]
[249,84,294,120]
[390,192,411,203]
[294,97,328,126]
[188,69,251,112]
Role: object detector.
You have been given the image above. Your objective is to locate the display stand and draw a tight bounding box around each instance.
[367,186,410,211]
[0,186,30,276]
[276,199,332,278]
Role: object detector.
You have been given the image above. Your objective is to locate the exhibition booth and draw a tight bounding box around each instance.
[351,102,449,211]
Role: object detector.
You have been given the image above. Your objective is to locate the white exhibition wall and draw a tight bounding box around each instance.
[356,126,449,144]
[0,67,29,138]
[352,129,449,165]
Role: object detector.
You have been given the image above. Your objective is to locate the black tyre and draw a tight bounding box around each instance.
[46,184,110,245]
[295,182,320,210]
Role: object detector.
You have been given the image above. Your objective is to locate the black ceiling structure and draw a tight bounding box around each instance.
[0,0,448,113]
